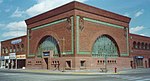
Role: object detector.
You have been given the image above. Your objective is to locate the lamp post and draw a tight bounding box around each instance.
[104,52,107,72]
[103,45,107,72]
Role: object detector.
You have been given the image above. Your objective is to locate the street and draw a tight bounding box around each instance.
[0,69,150,81]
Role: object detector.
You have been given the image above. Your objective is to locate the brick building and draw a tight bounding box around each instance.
[129,34,150,68]
[1,1,150,71]
[0,36,27,69]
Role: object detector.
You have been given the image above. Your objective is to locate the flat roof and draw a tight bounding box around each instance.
[25,1,131,25]
[1,35,27,43]
[130,33,150,39]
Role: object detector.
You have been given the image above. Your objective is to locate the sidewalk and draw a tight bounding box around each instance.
[1,68,150,75]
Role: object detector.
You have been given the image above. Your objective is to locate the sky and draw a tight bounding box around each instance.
[0,0,150,41]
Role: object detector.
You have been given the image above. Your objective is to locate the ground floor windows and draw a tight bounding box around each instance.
[65,61,71,70]
[80,60,86,68]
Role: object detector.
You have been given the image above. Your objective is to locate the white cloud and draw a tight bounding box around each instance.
[11,8,25,17]
[5,21,27,31]
[123,12,130,17]
[1,0,88,40]
[26,0,87,17]
[1,21,27,38]
[135,9,144,17]
[130,26,144,33]
[2,31,26,38]
[139,33,145,36]
[0,0,3,4]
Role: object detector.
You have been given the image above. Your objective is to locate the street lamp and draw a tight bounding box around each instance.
[103,45,107,72]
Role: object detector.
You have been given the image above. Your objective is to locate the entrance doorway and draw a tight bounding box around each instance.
[44,58,48,69]
[136,58,143,68]
[17,59,25,69]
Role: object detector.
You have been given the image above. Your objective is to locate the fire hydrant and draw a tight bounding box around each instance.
[114,67,117,73]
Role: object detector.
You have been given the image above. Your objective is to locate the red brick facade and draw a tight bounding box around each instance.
[129,34,150,68]
[1,36,27,69]
[1,1,150,71]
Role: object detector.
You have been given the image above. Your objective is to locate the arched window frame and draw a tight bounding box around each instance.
[5,47,8,53]
[13,45,16,52]
[137,42,140,49]
[21,44,24,52]
[10,46,12,53]
[37,36,60,57]
[92,35,119,57]
[141,42,144,50]
[145,43,148,50]
[17,44,20,52]
[133,41,137,49]
[2,47,5,54]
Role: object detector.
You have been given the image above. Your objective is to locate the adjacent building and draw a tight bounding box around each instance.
[129,34,150,68]
[1,36,27,69]
[0,1,150,71]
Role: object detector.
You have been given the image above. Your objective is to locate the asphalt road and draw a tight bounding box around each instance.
[0,69,150,81]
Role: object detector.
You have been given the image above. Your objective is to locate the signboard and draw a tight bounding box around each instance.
[9,53,16,59]
[43,52,50,56]
[4,56,9,60]
[0,56,4,60]
[16,55,26,59]
[135,56,144,59]
[11,39,22,44]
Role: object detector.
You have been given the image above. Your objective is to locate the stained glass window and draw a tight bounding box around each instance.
[37,36,60,57]
[92,35,118,57]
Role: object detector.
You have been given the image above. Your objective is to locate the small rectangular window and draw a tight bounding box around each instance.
[80,60,86,67]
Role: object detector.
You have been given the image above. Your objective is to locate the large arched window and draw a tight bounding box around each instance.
[92,35,119,57]
[37,36,60,57]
